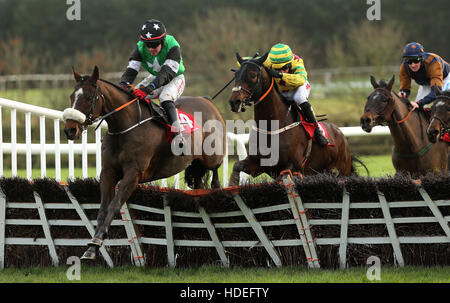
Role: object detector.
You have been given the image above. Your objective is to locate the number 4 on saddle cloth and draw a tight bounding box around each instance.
[166,110,202,142]
[143,99,202,142]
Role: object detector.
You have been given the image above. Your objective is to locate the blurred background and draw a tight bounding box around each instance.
[0,0,448,158]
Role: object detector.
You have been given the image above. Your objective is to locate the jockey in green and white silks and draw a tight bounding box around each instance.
[119,19,186,141]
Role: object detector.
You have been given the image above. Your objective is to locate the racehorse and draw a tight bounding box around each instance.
[427,88,450,143]
[63,66,226,260]
[228,53,356,186]
[360,75,448,177]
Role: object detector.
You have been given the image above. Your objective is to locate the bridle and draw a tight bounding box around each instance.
[431,95,450,136]
[367,88,415,125]
[231,61,274,110]
[365,88,395,125]
[84,81,105,127]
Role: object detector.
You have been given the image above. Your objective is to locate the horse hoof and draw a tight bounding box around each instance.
[81,249,96,261]
[88,238,103,247]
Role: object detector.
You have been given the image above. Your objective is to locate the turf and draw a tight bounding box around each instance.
[0,265,448,283]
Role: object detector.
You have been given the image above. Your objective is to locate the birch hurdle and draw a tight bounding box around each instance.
[0,173,449,269]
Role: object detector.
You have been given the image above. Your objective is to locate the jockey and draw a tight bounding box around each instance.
[263,43,328,147]
[119,19,186,141]
[398,42,450,110]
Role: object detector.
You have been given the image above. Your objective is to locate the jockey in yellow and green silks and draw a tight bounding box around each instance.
[263,43,328,147]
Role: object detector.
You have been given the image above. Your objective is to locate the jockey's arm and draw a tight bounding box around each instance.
[149,46,181,89]
[417,61,444,107]
[119,47,142,85]
[282,64,307,87]
[398,64,411,98]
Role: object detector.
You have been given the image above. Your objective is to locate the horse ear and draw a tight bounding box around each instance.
[386,75,395,91]
[90,65,99,82]
[72,66,82,82]
[370,75,379,89]
[433,86,442,96]
[254,52,269,66]
[236,52,244,65]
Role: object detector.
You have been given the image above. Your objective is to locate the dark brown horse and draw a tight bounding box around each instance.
[427,88,450,143]
[228,53,355,186]
[360,75,448,177]
[63,66,226,260]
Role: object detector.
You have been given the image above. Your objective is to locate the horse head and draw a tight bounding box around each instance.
[63,66,104,140]
[229,52,269,113]
[427,88,450,142]
[360,75,395,132]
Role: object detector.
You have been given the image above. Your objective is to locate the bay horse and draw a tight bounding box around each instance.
[360,75,448,177]
[63,66,226,260]
[427,88,450,143]
[228,53,355,186]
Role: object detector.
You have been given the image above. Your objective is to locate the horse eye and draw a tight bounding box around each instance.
[249,71,258,80]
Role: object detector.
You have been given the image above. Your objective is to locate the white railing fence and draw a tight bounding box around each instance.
[0,97,390,186]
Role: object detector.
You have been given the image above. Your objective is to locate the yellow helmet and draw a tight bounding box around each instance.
[268,43,294,69]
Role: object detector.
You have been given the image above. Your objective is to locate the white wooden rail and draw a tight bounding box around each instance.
[0,175,448,269]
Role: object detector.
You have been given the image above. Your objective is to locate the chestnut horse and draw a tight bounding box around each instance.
[63,66,226,260]
[228,53,356,186]
[360,75,448,177]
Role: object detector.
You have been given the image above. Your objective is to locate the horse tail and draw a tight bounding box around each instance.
[184,159,210,189]
[350,155,369,176]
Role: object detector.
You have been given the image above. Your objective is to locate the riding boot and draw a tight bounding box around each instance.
[299,102,329,147]
[161,100,186,149]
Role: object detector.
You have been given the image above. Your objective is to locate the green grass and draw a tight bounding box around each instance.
[0,265,448,283]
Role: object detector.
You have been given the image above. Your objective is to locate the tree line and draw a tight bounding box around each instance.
[1,0,448,81]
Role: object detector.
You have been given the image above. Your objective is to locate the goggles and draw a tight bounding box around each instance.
[274,63,291,71]
[145,40,162,49]
[405,58,421,65]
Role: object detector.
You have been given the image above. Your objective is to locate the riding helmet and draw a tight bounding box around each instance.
[268,43,294,69]
[140,19,166,45]
[402,42,425,59]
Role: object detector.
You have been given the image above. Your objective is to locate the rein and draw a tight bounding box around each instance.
[93,96,139,131]
[83,81,151,135]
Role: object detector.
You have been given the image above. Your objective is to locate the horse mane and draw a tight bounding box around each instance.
[99,78,135,98]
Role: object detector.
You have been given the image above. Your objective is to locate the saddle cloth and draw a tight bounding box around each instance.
[144,100,202,142]
[296,109,333,146]
[441,132,450,143]
[165,110,202,141]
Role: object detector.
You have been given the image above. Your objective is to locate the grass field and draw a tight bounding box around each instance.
[0,265,449,283]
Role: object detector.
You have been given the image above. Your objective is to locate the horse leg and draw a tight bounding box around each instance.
[82,169,140,260]
[229,157,262,186]
[211,167,220,189]
[81,169,118,260]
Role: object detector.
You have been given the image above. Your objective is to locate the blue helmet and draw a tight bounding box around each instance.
[402,42,425,59]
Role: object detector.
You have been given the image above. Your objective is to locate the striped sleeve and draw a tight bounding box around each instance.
[280,58,307,87]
